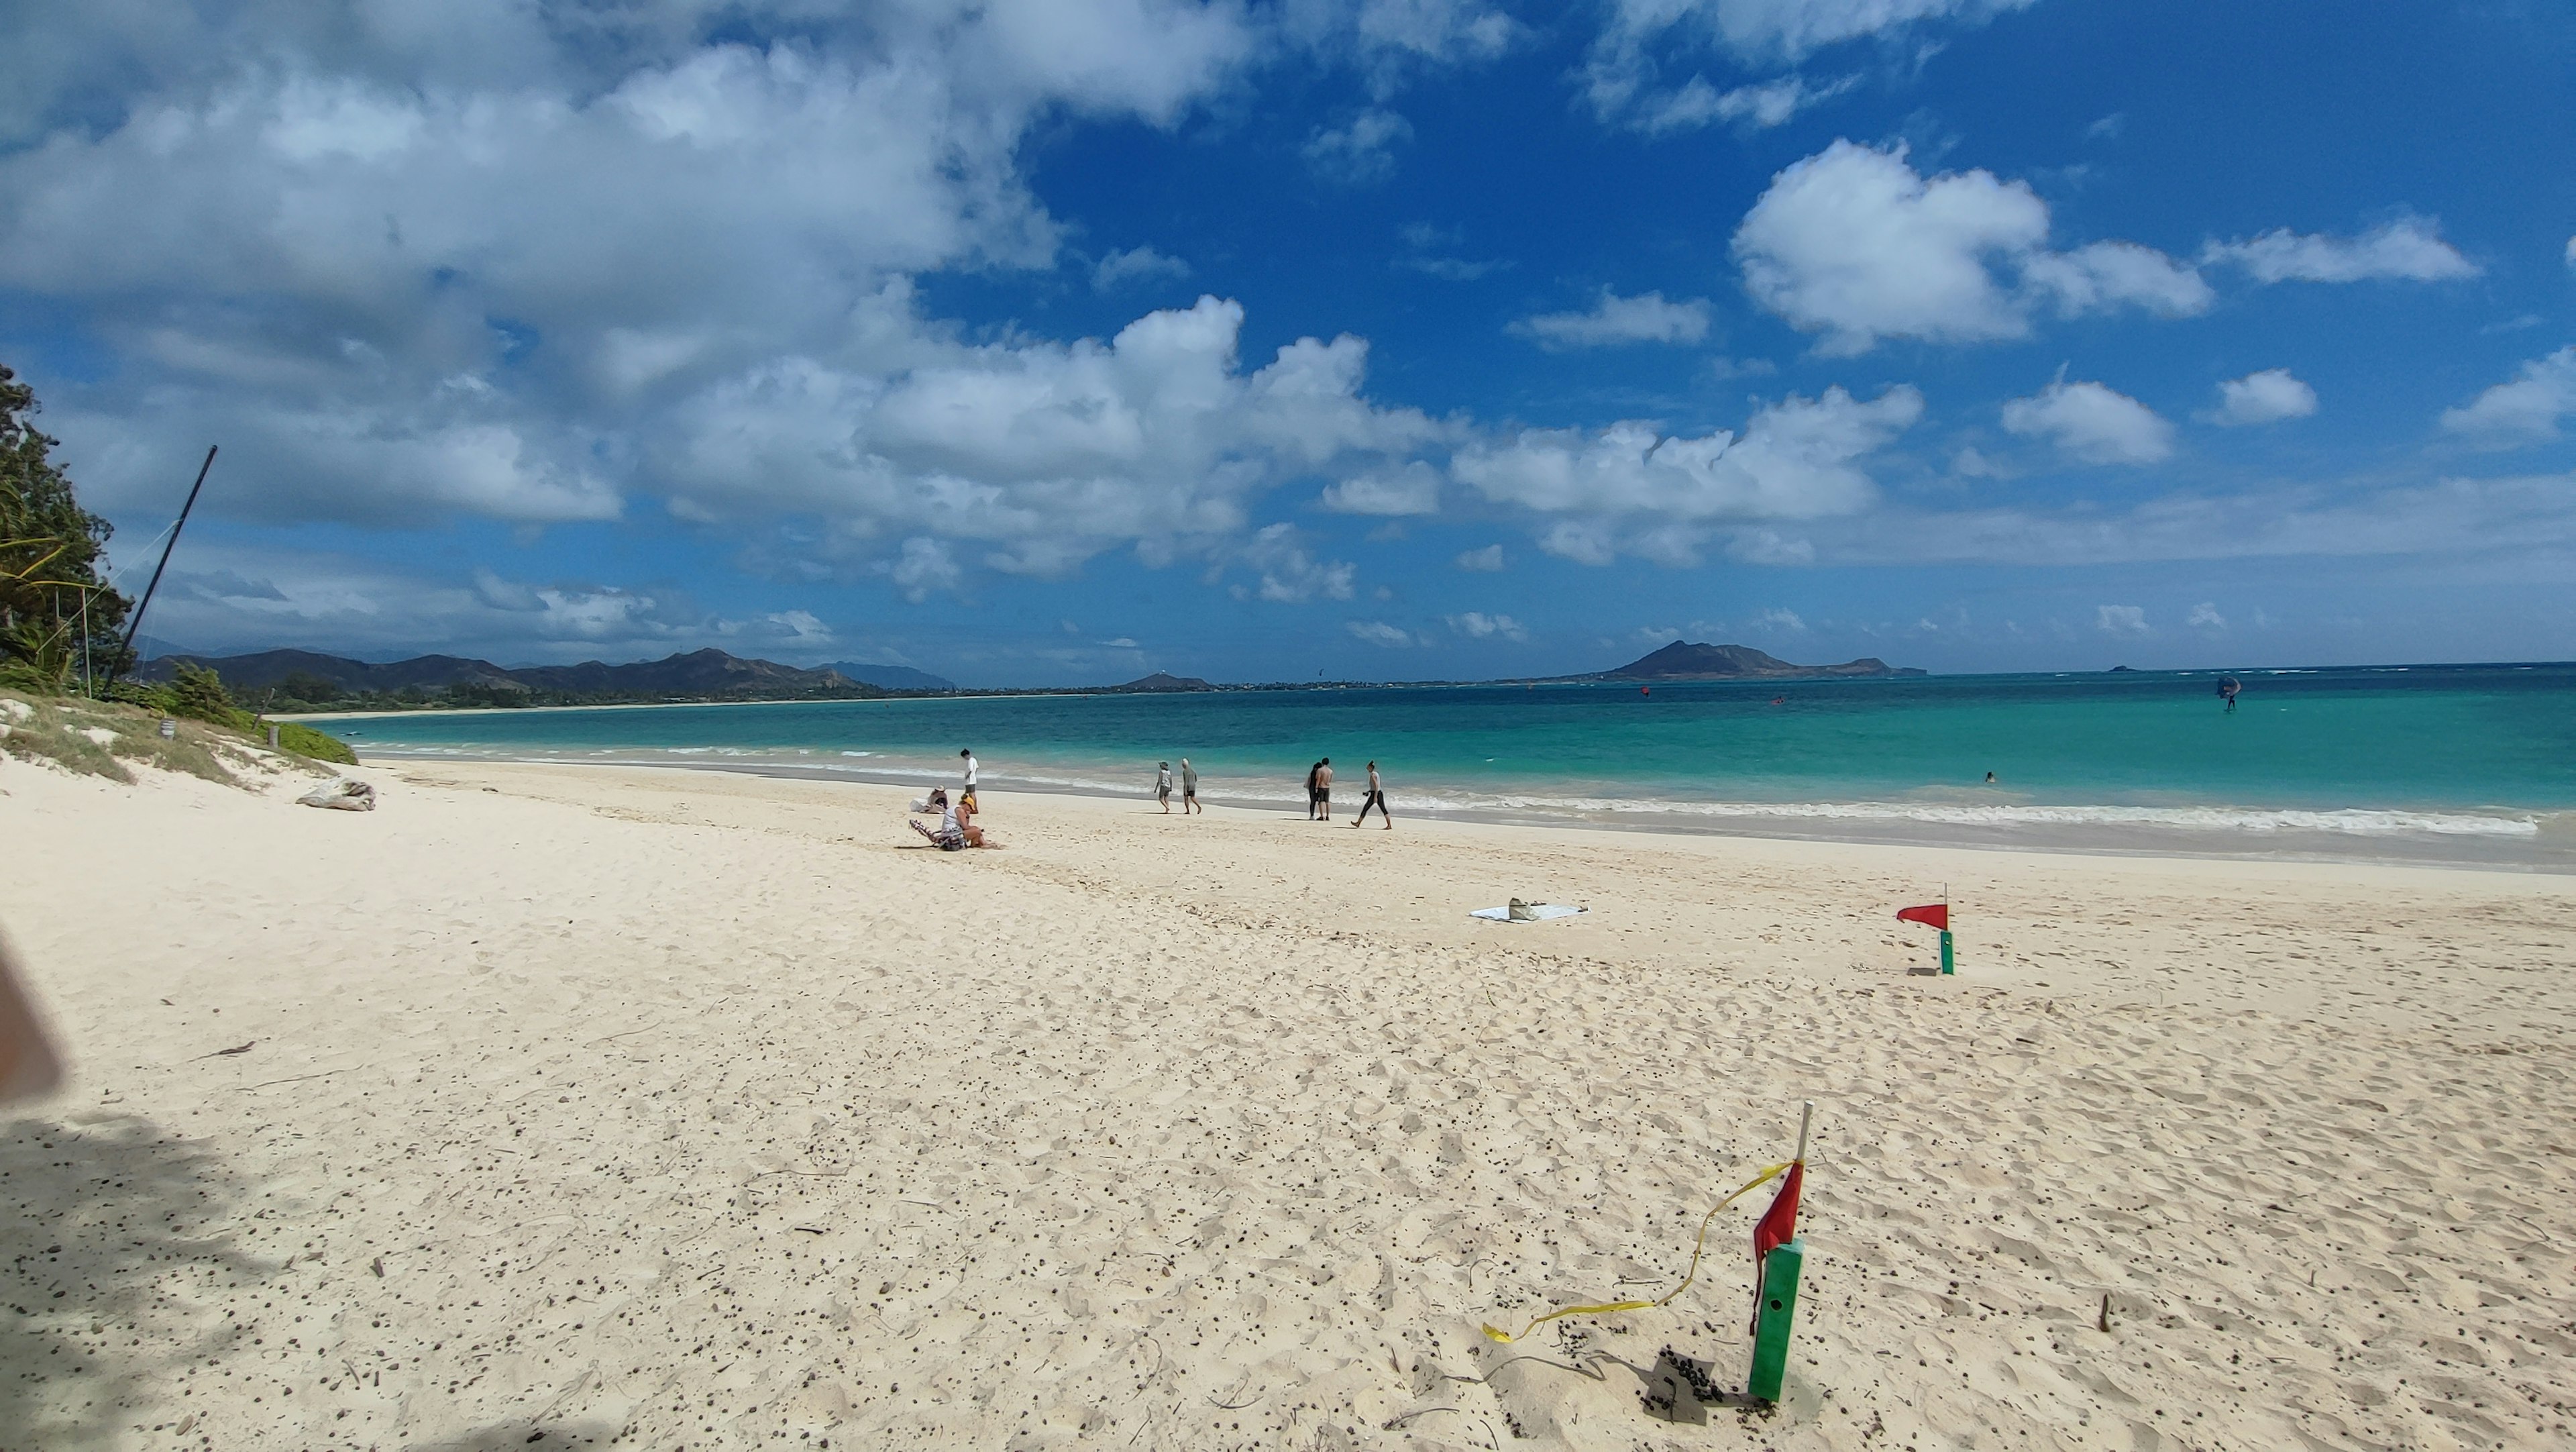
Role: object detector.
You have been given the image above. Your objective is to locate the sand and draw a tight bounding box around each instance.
[1,752,2570,1452]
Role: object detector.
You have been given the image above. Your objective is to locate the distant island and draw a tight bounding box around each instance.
[1108,672,1214,692]
[1591,639,1923,682]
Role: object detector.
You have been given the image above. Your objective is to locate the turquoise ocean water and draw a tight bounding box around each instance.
[333,663,2576,867]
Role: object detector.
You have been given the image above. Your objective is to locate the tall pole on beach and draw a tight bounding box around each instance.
[113,444,216,683]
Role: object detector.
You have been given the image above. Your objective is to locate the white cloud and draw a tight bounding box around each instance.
[0,2,1267,541]
[2021,241,2214,320]
[670,295,1447,582]
[2565,235,2575,270]
[1303,109,1413,183]
[1453,543,1506,571]
[2096,604,2149,635]
[1093,245,1191,291]
[1627,72,1857,134]
[1511,289,1713,349]
[1453,383,1923,564]
[2000,378,2174,465]
[2202,218,2477,284]
[1447,611,1527,640]
[1733,140,2208,354]
[2186,602,2226,629]
[2211,368,2318,427]
[141,540,848,662]
[886,537,963,603]
[1345,619,1415,647]
[2440,347,2576,446]
[1581,1,2034,131]
[1753,607,1807,633]
[1234,523,1356,603]
[1320,461,1443,515]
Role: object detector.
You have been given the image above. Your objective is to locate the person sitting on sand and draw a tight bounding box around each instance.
[908,788,988,850]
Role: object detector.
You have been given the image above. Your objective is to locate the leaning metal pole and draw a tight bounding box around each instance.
[111,444,217,683]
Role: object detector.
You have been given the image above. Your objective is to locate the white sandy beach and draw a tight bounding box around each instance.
[2,752,2571,1451]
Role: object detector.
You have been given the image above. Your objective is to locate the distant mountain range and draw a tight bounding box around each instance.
[1595,640,1923,681]
[140,639,1917,704]
[142,647,897,699]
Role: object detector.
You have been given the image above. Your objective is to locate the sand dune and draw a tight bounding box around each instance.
[2,756,2570,1450]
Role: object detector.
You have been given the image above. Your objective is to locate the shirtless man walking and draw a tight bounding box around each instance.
[1313,758,1333,822]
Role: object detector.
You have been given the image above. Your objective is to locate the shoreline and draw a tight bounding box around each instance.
[352,747,2576,872]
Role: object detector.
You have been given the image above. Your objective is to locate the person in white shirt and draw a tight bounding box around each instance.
[1179,757,1200,813]
[959,748,979,812]
[1155,761,1173,813]
[1352,760,1391,829]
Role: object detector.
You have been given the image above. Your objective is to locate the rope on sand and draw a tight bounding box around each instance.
[1479,1161,1791,1343]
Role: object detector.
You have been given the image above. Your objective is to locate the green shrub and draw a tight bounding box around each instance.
[168,662,253,729]
[272,719,358,764]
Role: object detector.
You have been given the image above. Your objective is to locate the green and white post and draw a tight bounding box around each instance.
[1939,927,1954,975]
[1747,1241,1804,1404]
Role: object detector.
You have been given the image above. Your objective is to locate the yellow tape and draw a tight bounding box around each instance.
[1479,1161,1792,1344]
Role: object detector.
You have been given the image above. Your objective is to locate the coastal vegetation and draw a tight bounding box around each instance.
[1,364,129,693]
[0,365,358,772]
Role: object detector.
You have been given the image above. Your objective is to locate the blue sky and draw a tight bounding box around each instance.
[3,1,2572,686]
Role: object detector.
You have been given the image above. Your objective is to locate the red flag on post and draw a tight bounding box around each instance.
[1896,902,1948,931]
[1752,1160,1803,1262]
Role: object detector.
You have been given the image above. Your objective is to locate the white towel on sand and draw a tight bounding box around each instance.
[1470,901,1584,922]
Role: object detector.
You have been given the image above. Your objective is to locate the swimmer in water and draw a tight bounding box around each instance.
[1985,771,1997,784]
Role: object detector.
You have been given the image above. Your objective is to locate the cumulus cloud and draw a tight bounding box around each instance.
[1448,611,1527,640]
[0,0,1276,553]
[1453,543,1506,570]
[1093,245,1191,291]
[1452,383,1923,564]
[1232,523,1356,603]
[2566,235,2575,270]
[1733,141,2209,354]
[2440,347,2576,446]
[1303,109,1413,183]
[2096,604,2149,635]
[2186,601,2226,629]
[1345,619,1415,647]
[885,537,963,603]
[1511,289,1713,349]
[1753,606,1807,633]
[2211,368,2318,427]
[2001,378,2175,465]
[670,295,1446,580]
[2202,218,2477,284]
[1320,461,1444,515]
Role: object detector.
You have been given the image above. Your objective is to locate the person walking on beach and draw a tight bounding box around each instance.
[1304,760,1323,819]
[959,747,979,812]
[1352,760,1391,829]
[1313,758,1333,822]
[1180,757,1200,813]
[1155,761,1174,813]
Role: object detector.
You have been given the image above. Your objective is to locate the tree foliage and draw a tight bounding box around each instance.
[1,364,131,688]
